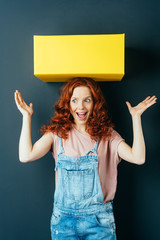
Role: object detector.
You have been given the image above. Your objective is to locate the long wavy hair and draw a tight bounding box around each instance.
[40,77,114,141]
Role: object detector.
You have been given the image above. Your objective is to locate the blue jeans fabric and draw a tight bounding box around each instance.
[51,136,117,240]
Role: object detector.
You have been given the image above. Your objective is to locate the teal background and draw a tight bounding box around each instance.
[0,0,160,239]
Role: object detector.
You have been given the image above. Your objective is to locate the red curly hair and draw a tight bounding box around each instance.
[40,77,114,141]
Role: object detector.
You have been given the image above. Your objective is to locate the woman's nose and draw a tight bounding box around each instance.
[78,101,84,109]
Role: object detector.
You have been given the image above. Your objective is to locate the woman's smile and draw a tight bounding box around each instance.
[76,112,87,120]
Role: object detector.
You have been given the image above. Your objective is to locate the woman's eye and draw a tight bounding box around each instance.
[72,99,91,103]
[85,99,90,102]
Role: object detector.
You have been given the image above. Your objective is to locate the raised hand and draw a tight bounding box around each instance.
[14,90,34,117]
[126,96,157,117]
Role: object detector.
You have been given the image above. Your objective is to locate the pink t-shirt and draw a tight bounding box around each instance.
[50,125,124,203]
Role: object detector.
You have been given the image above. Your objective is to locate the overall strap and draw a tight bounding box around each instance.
[58,137,64,155]
[85,141,98,156]
[55,137,64,171]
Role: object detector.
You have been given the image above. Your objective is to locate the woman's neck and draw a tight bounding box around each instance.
[72,124,90,136]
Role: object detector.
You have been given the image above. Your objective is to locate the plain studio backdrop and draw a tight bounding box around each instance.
[0,0,160,239]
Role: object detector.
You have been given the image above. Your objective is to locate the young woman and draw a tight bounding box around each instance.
[14,77,156,240]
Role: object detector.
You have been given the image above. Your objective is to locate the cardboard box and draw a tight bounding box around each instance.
[34,34,125,82]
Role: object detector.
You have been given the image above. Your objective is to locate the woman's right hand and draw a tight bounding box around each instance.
[14,90,34,117]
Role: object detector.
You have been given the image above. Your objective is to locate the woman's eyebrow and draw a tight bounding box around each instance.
[71,96,92,99]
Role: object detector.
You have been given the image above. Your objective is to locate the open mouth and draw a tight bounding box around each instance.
[76,112,87,120]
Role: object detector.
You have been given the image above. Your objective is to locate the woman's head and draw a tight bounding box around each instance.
[41,77,114,140]
[70,85,94,129]
[57,77,103,124]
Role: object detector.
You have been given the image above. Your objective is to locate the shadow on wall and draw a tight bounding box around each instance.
[125,47,160,79]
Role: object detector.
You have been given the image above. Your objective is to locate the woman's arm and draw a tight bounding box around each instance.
[118,96,157,165]
[14,90,53,163]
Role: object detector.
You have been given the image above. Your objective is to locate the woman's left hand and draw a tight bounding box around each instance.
[126,96,157,117]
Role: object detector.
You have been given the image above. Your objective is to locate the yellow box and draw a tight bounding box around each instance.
[34,34,125,82]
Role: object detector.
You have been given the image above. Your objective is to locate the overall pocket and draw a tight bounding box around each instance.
[62,168,95,201]
[94,207,116,232]
[51,208,62,226]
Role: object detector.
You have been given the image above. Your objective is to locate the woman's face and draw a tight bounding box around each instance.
[70,86,93,127]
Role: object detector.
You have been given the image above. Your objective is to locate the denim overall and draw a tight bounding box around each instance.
[50,136,117,240]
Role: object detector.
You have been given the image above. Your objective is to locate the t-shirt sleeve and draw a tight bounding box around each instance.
[110,130,125,164]
[49,131,55,154]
